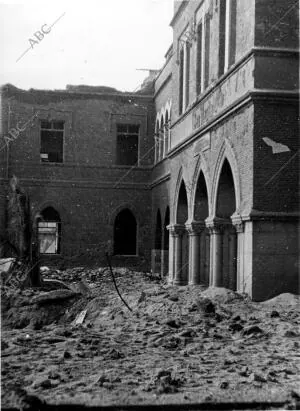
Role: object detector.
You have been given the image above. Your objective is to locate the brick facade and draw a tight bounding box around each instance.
[0,0,299,300]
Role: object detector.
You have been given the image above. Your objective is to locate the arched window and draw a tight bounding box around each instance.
[114,209,137,255]
[164,111,169,157]
[159,116,164,161]
[155,119,160,164]
[38,207,61,254]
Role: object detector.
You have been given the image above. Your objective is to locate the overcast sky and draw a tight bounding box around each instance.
[0,0,174,92]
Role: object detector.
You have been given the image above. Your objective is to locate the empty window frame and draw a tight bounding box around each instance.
[38,207,61,254]
[40,120,64,163]
[196,13,210,94]
[219,0,237,76]
[179,47,184,115]
[185,44,191,108]
[116,124,139,166]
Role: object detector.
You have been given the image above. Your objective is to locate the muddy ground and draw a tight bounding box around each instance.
[1,267,300,409]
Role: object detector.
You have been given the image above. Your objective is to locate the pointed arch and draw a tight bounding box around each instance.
[211,140,241,217]
[176,181,188,224]
[216,159,236,218]
[113,208,137,255]
[172,167,183,223]
[191,153,211,218]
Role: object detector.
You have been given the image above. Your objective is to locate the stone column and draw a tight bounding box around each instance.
[206,218,224,287]
[167,224,175,284]
[228,227,237,290]
[231,214,245,293]
[186,221,205,285]
[171,224,186,286]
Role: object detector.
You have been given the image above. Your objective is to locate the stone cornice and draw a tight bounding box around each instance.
[150,173,171,189]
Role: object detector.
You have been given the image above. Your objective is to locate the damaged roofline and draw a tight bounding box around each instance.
[0,83,155,100]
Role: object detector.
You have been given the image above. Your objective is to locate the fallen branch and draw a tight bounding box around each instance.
[105,252,132,312]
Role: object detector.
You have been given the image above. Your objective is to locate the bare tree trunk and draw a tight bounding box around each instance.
[7,175,41,287]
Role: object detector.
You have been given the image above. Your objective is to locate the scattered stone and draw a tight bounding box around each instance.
[229,322,243,332]
[107,348,125,359]
[63,350,72,359]
[48,371,61,380]
[103,382,114,389]
[1,340,9,350]
[197,298,215,315]
[284,330,298,338]
[238,366,249,377]
[220,381,229,389]
[165,319,181,329]
[168,294,179,302]
[242,325,263,336]
[137,291,146,304]
[32,289,78,305]
[270,310,280,318]
[249,372,267,383]
[33,378,52,389]
[178,329,195,338]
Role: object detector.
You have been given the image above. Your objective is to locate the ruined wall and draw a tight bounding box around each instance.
[0,85,155,267]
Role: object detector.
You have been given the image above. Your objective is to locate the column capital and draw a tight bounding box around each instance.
[167,223,186,236]
[185,220,205,235]
[205,217,228,234]
[231,213,244,233]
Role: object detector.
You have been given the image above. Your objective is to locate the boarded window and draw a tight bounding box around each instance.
[40,120,64,163]
[38,207,61,254]
[116,124,139,165]
[114,209,137,255]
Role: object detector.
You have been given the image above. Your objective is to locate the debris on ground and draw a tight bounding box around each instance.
[1,266,299,408]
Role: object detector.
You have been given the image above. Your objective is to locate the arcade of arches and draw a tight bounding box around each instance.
[152,159,243,292]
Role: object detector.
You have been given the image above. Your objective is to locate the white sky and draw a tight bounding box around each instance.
[0,0,174,92]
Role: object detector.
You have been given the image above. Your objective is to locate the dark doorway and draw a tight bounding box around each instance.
[114,209,137,255]
[163,206,170,250]
[155,210,162,249]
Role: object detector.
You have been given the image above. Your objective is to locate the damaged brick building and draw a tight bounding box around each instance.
[0,0,299,300]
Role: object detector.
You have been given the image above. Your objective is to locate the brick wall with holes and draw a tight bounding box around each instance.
[0,84,155,268]
[253,100,299,212]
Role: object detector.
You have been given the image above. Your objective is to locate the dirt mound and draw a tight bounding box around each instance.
[201,287,247,303]
[1,289,82,330]
[261,293,300,307]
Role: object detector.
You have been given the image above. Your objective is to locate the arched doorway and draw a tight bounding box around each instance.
[38,207,61,254]
[193,171,210,285]
[152,209,163,275]
[113,209,137,255]
[161,206,170,276]
[174,181,189,285]
[215,159,237,290]
[154,210,162,250]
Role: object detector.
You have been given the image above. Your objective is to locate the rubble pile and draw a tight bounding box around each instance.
[1,266,300,409]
